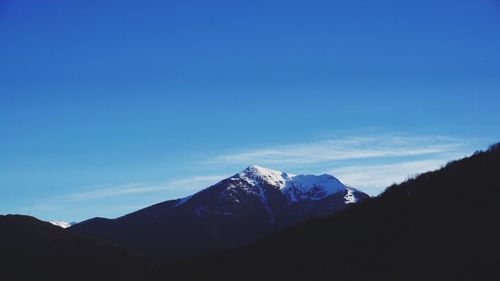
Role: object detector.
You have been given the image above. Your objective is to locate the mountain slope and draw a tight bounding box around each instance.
[0,215,149,281]
[71,166,369,260]
[156,144,500,281]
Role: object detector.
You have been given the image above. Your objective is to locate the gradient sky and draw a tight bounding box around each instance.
[1,0,499,222]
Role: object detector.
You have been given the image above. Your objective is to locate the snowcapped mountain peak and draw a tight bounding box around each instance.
[169,166,368,213]
[232,165,353,203]
[49,221,75,229]
[241,165,291,178]
[236,165,294,189]
[72,165,371,260]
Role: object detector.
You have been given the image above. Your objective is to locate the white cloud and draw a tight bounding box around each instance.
[64,184,167,201]
[167,175,227,188]
[330,158,459,195]
[40,135,468,203]
[62,175,227,202]
[195,134,472,196]
[201,135,464,166]
[25,134,472,221]
[20,175,228,220]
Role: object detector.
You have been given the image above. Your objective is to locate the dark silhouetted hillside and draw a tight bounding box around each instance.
[155,143,500,281]
[0,215,150,281]
[4,144,499,281]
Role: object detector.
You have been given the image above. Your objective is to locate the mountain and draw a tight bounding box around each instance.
[70,166,369,260]
[156,144,500,281]
[49,220,76,228]
[5,144,500,281]
[0,215,149,281]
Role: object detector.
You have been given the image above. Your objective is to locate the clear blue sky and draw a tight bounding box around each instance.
[1,0,499,222]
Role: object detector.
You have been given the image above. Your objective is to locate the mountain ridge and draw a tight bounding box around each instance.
[0,214,149,281]
[3,144,499,280]
[154,143,500,281]
[70,166,370,260]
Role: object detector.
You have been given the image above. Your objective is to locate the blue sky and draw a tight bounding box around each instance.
[1,0,499,222]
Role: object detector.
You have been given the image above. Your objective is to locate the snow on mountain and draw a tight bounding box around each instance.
[172,165,366,210]
[236,165,294,189]
[283,174,347,202]
[343,187,360,204]
[232,165,354,203]
[71,165,370,260]
[49,221,75,228]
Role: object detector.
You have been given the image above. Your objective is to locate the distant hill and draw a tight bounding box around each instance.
[0,215,149,281]
[155,143,500,280]
[70,166,369,260]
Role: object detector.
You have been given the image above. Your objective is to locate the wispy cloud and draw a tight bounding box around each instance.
[197,134,472,196]
[19,174,228,220]
[20,133,475,222]
[167,176,226,188]
[64,184,168,201]
[37,135,468,204]
[64,175,224,201]
[61,175,226,202]
[330,157,461,195]
[201,135,465,167]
